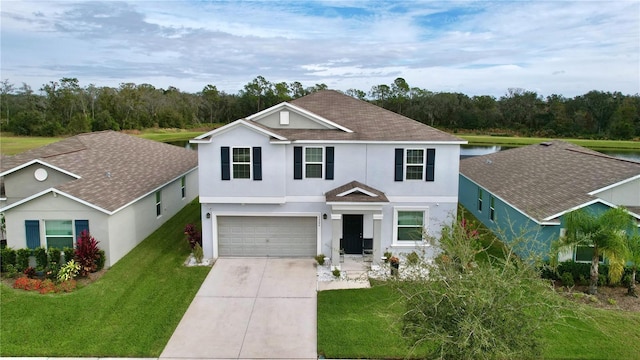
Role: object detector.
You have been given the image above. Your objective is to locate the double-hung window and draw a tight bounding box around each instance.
[396,210,425,242]
[575,245,604,263]
[477,188,483,212]
[156,191,162,217]
[405,149,424,180]
[304,147,323,178]
[45,220,73,249]
[395,148,435,181]
[489,196,495,221]
[232,147,251,179]
[180,176,186,199]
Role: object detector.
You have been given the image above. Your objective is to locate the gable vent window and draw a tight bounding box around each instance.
[280,111,290,125]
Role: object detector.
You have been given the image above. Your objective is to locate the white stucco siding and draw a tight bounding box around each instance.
[3,193,108,253]
[199,198,456,261]
[198,127,286,200]
[107,170,198,267]
[595,178,640,207]
[365,143,461,198]
[285,143,368,196]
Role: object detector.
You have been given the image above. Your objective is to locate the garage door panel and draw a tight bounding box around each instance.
[218,216,316,257]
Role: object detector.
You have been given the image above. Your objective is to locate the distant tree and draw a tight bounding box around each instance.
[608,98,637,139]
[345,88,366,100]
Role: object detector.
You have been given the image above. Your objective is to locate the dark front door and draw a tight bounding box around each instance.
[343,215,363,254]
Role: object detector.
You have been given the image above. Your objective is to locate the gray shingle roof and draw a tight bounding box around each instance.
[1,131,197,212]
[460,140,640,222]
[282,90,464,142]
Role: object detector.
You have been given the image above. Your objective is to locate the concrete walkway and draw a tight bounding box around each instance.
[160,258,317,359]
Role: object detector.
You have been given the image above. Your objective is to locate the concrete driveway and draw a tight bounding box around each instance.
[160,258,317,359]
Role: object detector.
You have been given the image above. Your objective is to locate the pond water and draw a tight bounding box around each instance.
[461,145,640,162]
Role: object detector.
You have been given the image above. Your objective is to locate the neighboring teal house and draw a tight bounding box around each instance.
[459,140,640,261]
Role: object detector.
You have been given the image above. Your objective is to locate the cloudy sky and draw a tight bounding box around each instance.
[1,1,638,97]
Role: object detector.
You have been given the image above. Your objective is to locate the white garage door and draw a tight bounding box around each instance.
[218,216,317,257]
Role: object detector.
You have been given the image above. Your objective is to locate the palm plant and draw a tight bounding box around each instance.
[626,231,640,297]
[555,207,632,295]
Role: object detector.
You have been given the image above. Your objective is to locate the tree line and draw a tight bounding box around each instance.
[1,76,638,139]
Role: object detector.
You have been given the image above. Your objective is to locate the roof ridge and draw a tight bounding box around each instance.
[565,147,640,165]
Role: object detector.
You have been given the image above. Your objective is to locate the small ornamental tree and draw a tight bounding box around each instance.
[184,223,202,249]
[74,231,101,277]
[398,219,566,360]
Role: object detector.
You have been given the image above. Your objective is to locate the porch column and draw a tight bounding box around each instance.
[331,214,342,269]
[373,213,383,265]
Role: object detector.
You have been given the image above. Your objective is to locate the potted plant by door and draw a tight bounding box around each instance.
[389,256,400,276]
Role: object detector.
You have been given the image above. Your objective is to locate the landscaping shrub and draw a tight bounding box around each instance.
[95,249,106,271]
[184,223,202,249]
[598,273,608,286]
[62,247,74,263]
[23,266,36,279]
[34,247,48,270]
[315,254,325,265]
[74,231,101,277]
[406,251,420,265]
[0,247,16,272]
[3,264,19,278]
[48,247,62,267]
[561,272,574,287]
[57,260,80,282]
[15,248,32,271]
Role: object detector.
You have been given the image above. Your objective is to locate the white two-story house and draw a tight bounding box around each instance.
[192,90,466,265]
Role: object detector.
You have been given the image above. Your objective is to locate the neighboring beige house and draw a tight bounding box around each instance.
[0,131,198,267]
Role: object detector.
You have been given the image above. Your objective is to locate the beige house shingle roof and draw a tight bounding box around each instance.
[325,181,389,203]
[1,131,197,212]
[460,140,640,222]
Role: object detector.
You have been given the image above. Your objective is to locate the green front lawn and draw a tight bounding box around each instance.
[0,200,210,357]
[318,283,640,359]
[459,134,639,150]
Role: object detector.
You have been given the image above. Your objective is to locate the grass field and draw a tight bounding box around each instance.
[0,128,216,155]
[459,134,639,150]
[0,200,210,357]
[317,283,640,359]
[2,129,638,155]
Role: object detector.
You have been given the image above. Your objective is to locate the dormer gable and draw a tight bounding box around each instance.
[191,119,289,143]
[248,102,353,133]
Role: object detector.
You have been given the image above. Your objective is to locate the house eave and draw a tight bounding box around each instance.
[0,159,81,179]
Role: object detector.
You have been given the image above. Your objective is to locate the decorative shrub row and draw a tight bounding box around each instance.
[541,260,637,287]
[13,277,77,294]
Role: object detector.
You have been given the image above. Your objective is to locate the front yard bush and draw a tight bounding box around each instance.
[34,247,48,270]
[15,249,31,271]
[0,247,16,272]
[74,231,101,276]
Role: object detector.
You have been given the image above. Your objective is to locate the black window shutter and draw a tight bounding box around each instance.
[294,146,303,179]
[394,148,404,181]
[221,146,230,180]
[25,220,40,249]
[426,148,435,182]
[325,146,334,180]
[252,147,262,180]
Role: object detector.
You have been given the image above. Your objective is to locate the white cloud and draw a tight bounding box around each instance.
[1,0,638,97]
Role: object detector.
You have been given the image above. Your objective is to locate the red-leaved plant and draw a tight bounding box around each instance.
[74,231,101,277]
[184,223,202,249]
